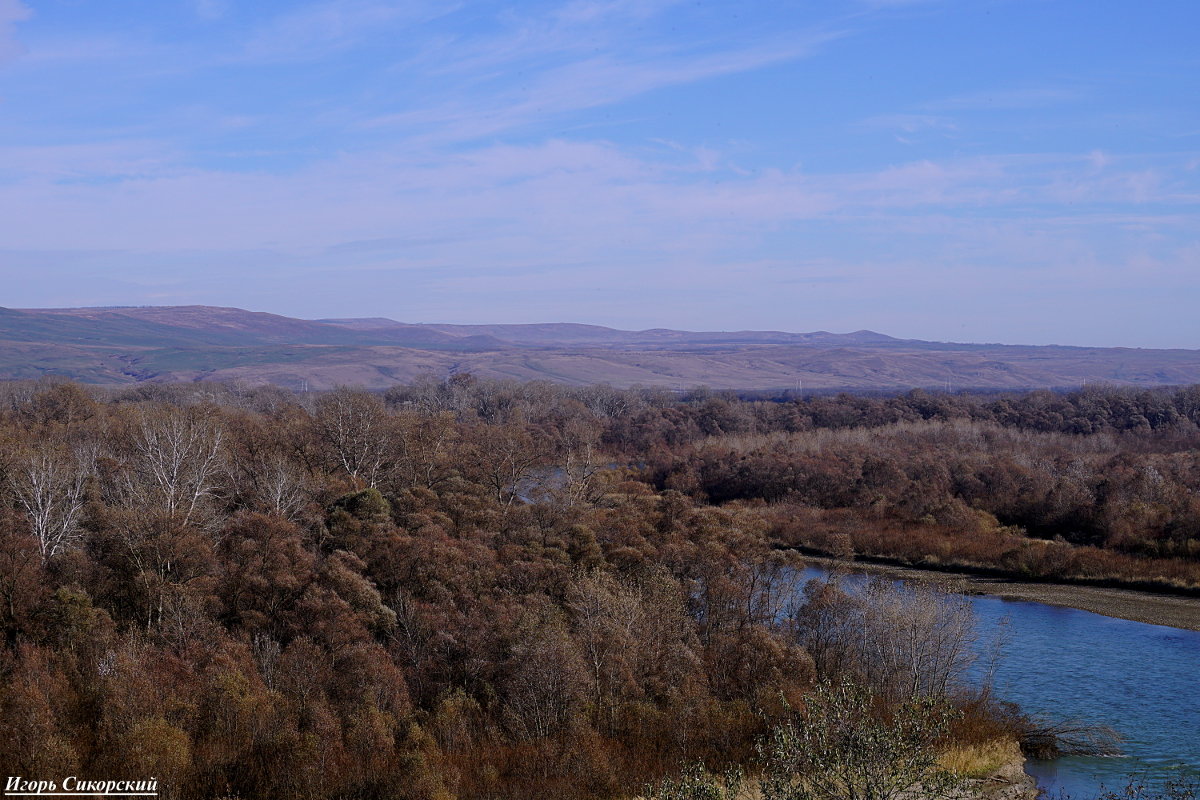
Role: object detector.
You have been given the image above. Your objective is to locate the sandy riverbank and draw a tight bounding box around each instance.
[803,556,1200,631]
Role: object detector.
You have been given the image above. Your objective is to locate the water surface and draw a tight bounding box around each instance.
[798,567,1200,798]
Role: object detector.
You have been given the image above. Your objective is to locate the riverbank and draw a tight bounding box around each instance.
[630,744,1036,800]
[802,555,1200,631]
[963,746,1038,800]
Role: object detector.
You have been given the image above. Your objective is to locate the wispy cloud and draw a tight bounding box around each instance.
[856,0,944,7]
[370,28,843,143]
[193,0,229,21]
[333,0,850,146]
[238,0,451,63]
[0,0,30,63]
[553,0,688,25]
[0,141,178,182]
[2,0,1197,345]
[862,113,955,133]
[4,138,1196,343]
[17,33,173,66]
[4,134,1195,258]
[860,113,957,143]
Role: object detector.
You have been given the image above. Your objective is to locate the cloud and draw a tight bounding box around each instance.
[369,28,842,143]
[343,0,847,146]
[863,113,955,133]
[238,0,449,62]
[0,141,178,183]
[193,0,230,21]
[857,0,943,6]
[3,137,1196,345]
[553,0,687,25]
[1,1,1196,346]
[0,0,31,63]
[2,135,1194,267]
[860,113,957,143]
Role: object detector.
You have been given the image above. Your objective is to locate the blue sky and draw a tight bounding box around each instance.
[1,0,1198,347]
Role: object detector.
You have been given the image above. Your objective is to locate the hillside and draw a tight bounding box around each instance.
[2,305,1198,390]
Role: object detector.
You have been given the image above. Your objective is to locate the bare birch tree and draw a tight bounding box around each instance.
[9,443,92,561]
[554,417,608,505]
[258,454,307,519]
[125,405,224,528]
[314,388,390,487]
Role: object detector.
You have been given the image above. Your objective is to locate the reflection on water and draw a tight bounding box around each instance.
[798,567,1200,799]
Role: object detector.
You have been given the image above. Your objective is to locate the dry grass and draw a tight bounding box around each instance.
[938,738,1022,780]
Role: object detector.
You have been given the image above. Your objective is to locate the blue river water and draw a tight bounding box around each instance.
[797,567,1200,799]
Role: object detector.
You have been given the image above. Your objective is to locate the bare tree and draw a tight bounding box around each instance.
[389,411,456,491]
[568,570,643,728]
[567,570,699,731]
[862,578,977,700]
[257,453,309,520]
[251,632,283,691]
[574,384,630,420]
[9,444,91,561]
[314,388,390,487]
[792,576,976,702]
[502,613,591,740]
[124,405,224,529]
[470,422,549,507]
[555,417,608,505]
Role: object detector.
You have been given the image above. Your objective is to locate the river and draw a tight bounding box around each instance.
[798,567,1200,799]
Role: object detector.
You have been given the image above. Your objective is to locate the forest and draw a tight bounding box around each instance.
[1,377,1196,799]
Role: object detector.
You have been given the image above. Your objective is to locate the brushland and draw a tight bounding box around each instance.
[0,378,1188,799]
[638,385,1200,592]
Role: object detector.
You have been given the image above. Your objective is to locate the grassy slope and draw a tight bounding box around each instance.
[3,305,1199,389]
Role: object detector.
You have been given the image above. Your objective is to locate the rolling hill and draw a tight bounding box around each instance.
[1,305,1197,391]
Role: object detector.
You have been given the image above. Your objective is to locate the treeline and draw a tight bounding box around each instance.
[650,421,1200,568]
[599,384,1200,450]
[731,385,1200,436]
[0,377,1192,799]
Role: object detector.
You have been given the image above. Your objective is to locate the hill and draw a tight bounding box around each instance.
[2,305,1198,391]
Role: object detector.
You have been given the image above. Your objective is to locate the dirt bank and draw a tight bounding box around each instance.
[968,748,1038,800]
[803,556,1200,632]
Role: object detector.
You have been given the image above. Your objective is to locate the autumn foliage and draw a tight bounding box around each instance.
[0,377,1194,799]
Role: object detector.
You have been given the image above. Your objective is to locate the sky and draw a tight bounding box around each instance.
[1,0,1198,347]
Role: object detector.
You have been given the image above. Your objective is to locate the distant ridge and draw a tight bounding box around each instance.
[1,305,1197,391]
